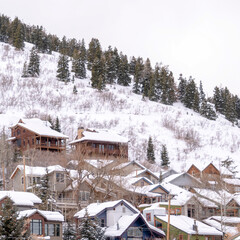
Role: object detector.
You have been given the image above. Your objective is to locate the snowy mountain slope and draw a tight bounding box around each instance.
[0,42,240,174]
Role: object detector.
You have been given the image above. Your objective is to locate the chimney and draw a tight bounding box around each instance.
[193,220,198,232]
[77,127,84,139]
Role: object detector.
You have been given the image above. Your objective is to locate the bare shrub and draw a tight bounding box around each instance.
[162,115,176,131]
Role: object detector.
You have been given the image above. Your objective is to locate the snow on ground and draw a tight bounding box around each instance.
[1,42,240,174]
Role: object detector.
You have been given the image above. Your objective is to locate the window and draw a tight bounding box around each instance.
[141,181,144,187]
[21,177,24,185]
[17,129,21,135]
[155,220,162,229]
[127,227,143,237]
[56,173,64,183]
[92,143,97,148]
[30,219,42,235]
[45,223,60,237]
[100,219,105,227]
[79,191,90,201]
[32,138,34,145]
[108,145,114,150]
[99,144,104,153]
[179,234,183,240]
[146,213,151,222]
[122,207,126,213]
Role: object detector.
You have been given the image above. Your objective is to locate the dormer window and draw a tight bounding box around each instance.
[56,173,64,183]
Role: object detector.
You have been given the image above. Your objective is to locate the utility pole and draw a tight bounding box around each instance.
[167,194,171,240]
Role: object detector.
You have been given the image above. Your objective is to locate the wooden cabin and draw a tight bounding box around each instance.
[9,118,68,152]
[69,128,128,160]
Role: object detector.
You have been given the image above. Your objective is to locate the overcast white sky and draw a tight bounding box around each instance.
[1,0,240,96]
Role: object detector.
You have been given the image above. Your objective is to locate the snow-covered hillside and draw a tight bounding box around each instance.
[1,42,240,175]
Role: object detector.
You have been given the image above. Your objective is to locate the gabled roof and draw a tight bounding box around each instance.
[112,160,146,171]
[69,128,128,145]
[10,164,66,179]
[104,213,165,237]
[74,199,139,219]
[186,162,233,176]
[203,217,238,235]
[0,191,42,206]
[85,159,114,169]
[11,118,68,139]
[18,209,64,222]
[156,215,223,236]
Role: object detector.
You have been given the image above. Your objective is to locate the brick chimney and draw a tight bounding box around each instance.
[77,127,84,139]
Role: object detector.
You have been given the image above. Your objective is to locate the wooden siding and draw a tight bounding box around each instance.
[11,125,66,152]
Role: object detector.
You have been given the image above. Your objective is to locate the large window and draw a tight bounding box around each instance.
[30,219,42,235]
[79,191,90,201]
[56,173,64,183]
[99,144,104,153]
[45,223,60,237]
[146,213,151,222]
[127,227,143,238]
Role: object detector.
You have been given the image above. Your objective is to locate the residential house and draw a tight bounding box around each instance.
[203,216,240,238]
[154,214,223,240]
[18,209,64,240]
[187,162,233,181]
[163,172,202,190]
[0,191,42,211]
[74,199,165,239]
[69,128,128,160]
[8,118,68,152]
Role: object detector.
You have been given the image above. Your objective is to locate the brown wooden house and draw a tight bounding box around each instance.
[9,118,68,152]
[18,209,64,240]
[69,128,128,160]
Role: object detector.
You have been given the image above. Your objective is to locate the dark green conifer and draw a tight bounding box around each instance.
[27,47,40,77]
[73,85,78,94]
[147,136,155,163]
[55,117,61,132]
[87,38,102,70]
[161,144,170,167]
[56,54,70,82]
[117,53,131,86]
[178,74,187,102]
[133,57,144,94]
[0,197,30,239]
[141,58,152,97]
[200,101,217,120]
[21,61,28,77]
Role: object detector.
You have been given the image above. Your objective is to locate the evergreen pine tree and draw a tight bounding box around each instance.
[63,221,76,240]
[91,56,105,90]
[79,39,87,63]
[193,90,200,112]
[117,53,131,86]
[21,61,28,77]
[48,115,54,129]
[56,54,70,82]
[213,86,224,113]
[73,85,78,94]
[153,64,162,102]
[141,58,152,97]
[178,74,187,102]
[79,209,105,240]
[161,144,170,167]
[87,38,102,70]
[55,117,61,132]
[183,76,197,109]
[72,49,86,79]
[225,95,237,124]
[147,136,155,163]
[235,96,240,120]
[37,168,51,210]
[199,80,206,103]
[200,100,217,120]
[13,22,24,50]
[133,57,144,94]
[104,46,117,84]
[129,56,137,75]
[27,47,40,77]
[0,197,29,239]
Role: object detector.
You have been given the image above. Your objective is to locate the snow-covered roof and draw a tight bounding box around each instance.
[112,160,146,171]
[85,159,114,168]
[133,183,169,197]
[207,216,240,224]
[186,162,233,176]
[161,182,193,205]
[156,215,223,236]
[0,191,42,206]
[192,188,232,206]
[18,209,64,222]
[223,178,240,186]
[104,213,165,237]
[203,217,238,235]
[11,118,68,138]
[10,164,66,179]
[69,129,128,144]
[74,199,139,219]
